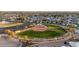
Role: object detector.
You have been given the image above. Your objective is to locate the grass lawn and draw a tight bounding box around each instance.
[17,24,66,39]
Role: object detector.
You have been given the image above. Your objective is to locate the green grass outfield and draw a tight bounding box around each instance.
[17,24,66,38]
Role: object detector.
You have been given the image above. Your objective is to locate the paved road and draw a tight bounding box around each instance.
[30,40,65,47]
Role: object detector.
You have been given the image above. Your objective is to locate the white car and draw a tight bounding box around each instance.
[68,41,79,47]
